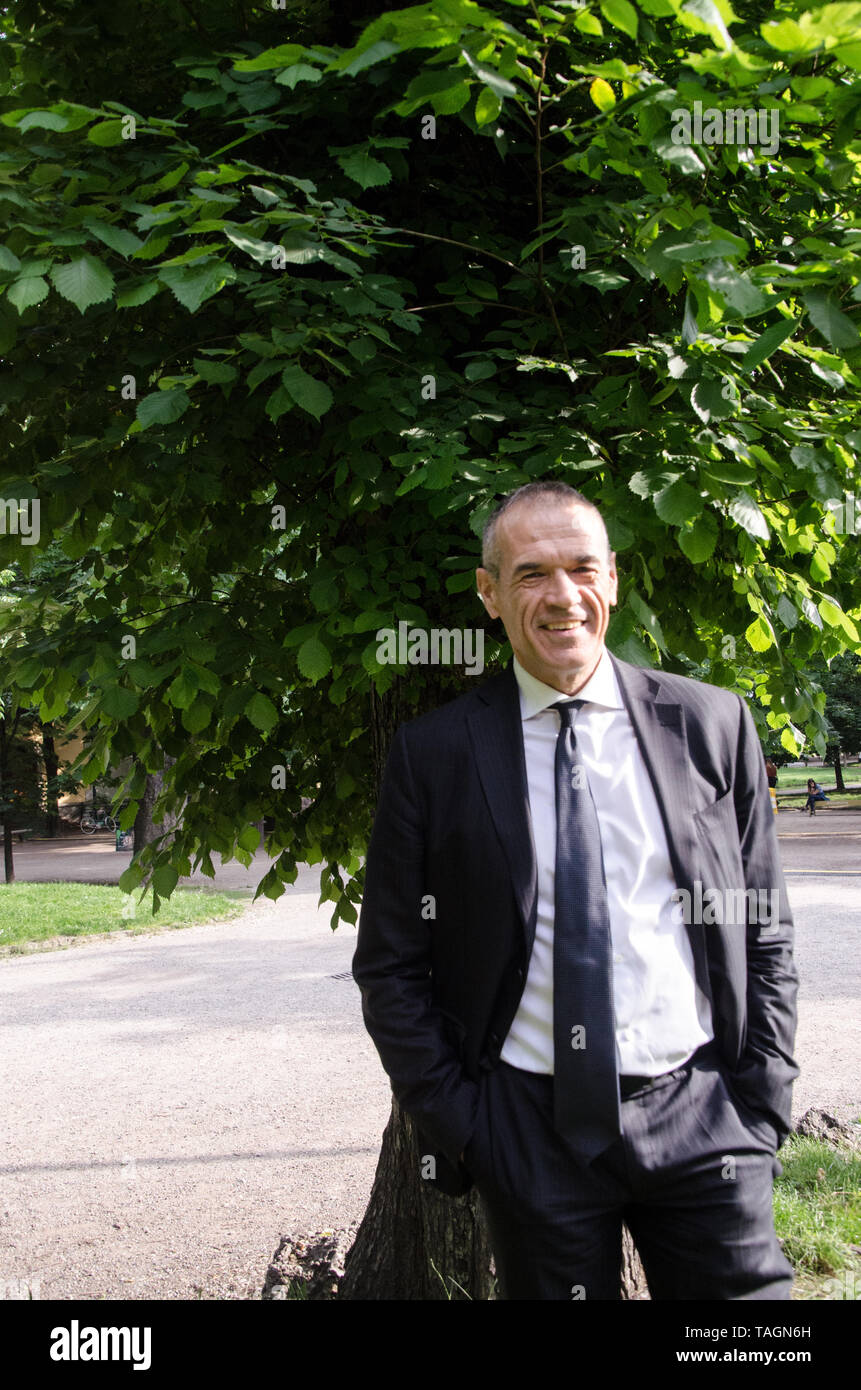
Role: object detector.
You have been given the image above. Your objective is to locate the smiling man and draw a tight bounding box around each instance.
[353,480,798,1300]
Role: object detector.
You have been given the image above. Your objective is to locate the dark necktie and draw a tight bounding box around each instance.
[553,698,622,1162]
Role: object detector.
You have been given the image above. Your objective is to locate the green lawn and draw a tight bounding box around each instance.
[776,764,861,790]
[774,1135,861,1300]
[0,881,247,952]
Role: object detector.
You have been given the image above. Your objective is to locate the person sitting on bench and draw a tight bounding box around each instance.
[803,779,828,815]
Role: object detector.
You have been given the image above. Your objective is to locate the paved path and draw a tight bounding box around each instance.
[0,819,858,1301]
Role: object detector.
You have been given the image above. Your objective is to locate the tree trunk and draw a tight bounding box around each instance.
[344,677,650,1299]
[340,1098,496,1300]
[133,770,163,854]
[133,757,177,853]
[833,746,845,792]
[42,722,60,837]
[1,820,13,884]
[0,715,14,883]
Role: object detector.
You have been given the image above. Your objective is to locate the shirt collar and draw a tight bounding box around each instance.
[513,648,623,721]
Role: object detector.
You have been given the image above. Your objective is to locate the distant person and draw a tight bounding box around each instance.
[803,779,828,816]
[764,758,778,789]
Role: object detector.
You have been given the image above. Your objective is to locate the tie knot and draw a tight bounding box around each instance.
[554,698,584,728]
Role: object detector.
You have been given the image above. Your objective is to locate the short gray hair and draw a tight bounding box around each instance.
[481,481,609,577]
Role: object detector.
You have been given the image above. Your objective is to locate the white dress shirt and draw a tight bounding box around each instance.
[500,650,714,1077]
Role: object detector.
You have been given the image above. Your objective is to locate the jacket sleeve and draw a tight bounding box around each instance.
[729,695,799,1145]
[352,725,479,1166]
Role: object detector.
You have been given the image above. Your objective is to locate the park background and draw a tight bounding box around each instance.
[0,0,859,1301]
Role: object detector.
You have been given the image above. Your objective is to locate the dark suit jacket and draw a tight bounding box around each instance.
[353,655,799,1195]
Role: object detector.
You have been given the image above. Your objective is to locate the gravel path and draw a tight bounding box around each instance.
[0,845,858,1301]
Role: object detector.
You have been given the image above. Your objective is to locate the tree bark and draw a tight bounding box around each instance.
[0,713,15,883]
[833,746,845,792]
[344,677,650,1299]
[340,1099,496,1300]
[1,822,13,884]
[133,757,177,853]
[42,722,60,837]
[133,770,163,854]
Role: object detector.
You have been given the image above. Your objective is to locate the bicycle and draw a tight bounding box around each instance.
[80,807,117,834]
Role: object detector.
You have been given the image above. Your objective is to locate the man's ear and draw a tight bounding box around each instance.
[476,567,500,619]
[608,552,618,606]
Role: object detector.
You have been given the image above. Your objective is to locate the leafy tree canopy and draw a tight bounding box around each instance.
[0,0,859,915]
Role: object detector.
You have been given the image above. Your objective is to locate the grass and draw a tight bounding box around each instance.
[776,764,861,790]
[773,1134,861,1299]
[0,881,247,953]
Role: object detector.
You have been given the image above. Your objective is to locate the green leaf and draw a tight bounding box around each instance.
[338,40,400,76]
[119,864,143,893]
[87,120,127,145]
[654,479,703,525]
[18,110,69,132]
[246,692,279,733]
[699,263,768,318]
[193,357,238,384]
[238,824,261,852]
[117,280,160,307]
[776,595,798,630]
[100,685,140,719]
[297,637,332,683]
[153,865,179,898]
[7,276,49,313]
[589,78,616,111]
[224,229,279,263]
[804,292,859,351]
[50,255,115,313]
[580,270,629,293]
[740,318,797,372]
[234,44,305,71]
[281,363,333,419]
[159,263,229,313]
[273,63,322,88]
[654,139,705,175]
[0,246,21,272]
[703,457,755,484]
[265,386,293,422]
[691,378,733,423]
[84,219,144,257]
[336,150,391,189]
[761,18,806,51]
[728,490,769,541]
[677,514,718,563]
[464,359,497,381]
[182,697,213,733]
[136,386,191,429]
[745,616,773,652]
[475,86,502,127]
[600,0,638,40]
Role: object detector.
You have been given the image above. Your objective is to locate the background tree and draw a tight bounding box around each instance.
[1,0,859,1296]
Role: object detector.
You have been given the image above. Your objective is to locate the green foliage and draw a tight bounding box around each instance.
[773,1134,861,1278]
[0,0,859,918]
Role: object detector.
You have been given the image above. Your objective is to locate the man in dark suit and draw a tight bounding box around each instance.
[353,481,798,1300]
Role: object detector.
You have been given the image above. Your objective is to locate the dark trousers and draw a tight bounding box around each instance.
[464,1046,793,1300]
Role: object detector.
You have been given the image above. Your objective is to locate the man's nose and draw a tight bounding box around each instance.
[546,571,584,607]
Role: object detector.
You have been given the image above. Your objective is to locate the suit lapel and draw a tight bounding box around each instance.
[610,654,709,982]
[467,667,538,947]
[610,655,699,878]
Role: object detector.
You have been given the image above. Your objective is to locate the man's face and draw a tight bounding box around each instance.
[476,501,618,694]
